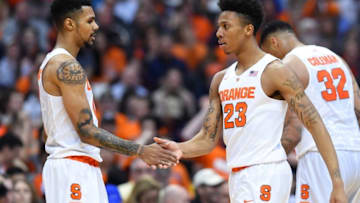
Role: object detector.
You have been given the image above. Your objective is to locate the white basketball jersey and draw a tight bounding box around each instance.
[219,54,288,169]
[38,48,102,162]
[287,45,360,158]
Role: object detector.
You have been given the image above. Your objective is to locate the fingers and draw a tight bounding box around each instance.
[153,137,169,145]
[159,148,178,163]
[148,164,170,169]
[141,142,179,168]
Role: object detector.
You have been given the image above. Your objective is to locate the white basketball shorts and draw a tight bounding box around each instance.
[229,160,292,203]
[296,151,360,203]
[43,157,108,203]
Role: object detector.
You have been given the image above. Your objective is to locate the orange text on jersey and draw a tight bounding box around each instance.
[219,87,255,102]
[307,55,338,66]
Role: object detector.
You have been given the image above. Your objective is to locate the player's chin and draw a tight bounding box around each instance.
[87,39,95,46]
[219,46,231,55]
[223,48,231,55]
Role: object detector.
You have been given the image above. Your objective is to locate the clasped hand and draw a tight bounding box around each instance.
[138,137,182,169]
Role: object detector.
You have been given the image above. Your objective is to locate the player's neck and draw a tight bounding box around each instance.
[292,40,305,50]
[54,34,81,57]
[287,36,304,52]
[235,40,265,72]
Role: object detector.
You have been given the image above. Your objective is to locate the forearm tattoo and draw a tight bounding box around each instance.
[77,108,140,156]
[333,168,341,179]
[203,88,221,142]
[282,111,302,153]
[57,60,86,84]
[283,75,319,128]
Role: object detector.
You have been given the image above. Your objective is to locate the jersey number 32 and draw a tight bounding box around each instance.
[317,67,349,101]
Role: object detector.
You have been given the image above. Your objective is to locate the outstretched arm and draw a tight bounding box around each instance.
[265,61,346,202]
[155,71,224,159]
[178,71,224,158]
[48,57,177,166]
[281,108,302,155]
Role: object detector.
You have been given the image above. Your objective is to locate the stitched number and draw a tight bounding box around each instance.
[70,183,81,200]
[301,184,310,200]
[224,104,235,129]
[317,68,349,101]
[260,185,271,201]
[235,102,247,127]
[223,102,248,129]
[332,68,350,99]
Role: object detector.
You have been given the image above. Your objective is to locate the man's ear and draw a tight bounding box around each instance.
[270,36,279,49]
[63,17,76,31]
[244,24,254,36]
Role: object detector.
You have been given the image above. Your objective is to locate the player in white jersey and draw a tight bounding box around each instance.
[153,0,346,202]
[40,1,180,202]
[260,20,360,203]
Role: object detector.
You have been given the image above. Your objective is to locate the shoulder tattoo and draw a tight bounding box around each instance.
[56,60,86,84]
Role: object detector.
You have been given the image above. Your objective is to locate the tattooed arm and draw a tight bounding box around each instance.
[281,108,302,155]
[264,61,345,196]
[154,71,225,158]
[340,58,360,126]
[49,56,178,166]
[351,71,360,125]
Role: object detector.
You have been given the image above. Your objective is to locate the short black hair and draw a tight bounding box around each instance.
[50,0,92,29]
[260,20,294,45]
[6,167,25,176]
[218,0,264,35]
[0,183,7,198]
[0,132,23,151]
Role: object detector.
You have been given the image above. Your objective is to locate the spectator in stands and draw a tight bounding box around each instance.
[0,132,23,174]
[159,184,190,203]
[192,168,226,203]
[126,176,161,203]
[118,158,156,202]
[12,179,39,203]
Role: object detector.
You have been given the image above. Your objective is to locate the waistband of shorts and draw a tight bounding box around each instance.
[232,166,250,173]
[65,155,100,167]
[231,159,288,173]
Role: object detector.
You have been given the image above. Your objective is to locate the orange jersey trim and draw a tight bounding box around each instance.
[66,156,100,167]
[232,166,249,173]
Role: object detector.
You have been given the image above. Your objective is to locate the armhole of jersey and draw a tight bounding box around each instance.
[288,53,311,91]
[219,62,237,90]
[259,58,286,101]
[40,53,71,97]
[41,62,49,93]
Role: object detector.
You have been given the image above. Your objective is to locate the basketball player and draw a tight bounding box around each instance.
[154,0,347,202]
[260,20,360,203]
[39,1,179,202]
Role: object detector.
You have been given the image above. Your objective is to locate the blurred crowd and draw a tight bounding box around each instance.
[0,0,359,202]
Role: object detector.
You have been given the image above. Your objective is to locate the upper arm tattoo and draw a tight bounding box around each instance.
[77,108,140,156]
[203,85,221,142]
[57,60,86,84]
[282,74,319,128]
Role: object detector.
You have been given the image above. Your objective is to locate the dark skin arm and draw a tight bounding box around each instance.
[347,63,360,125]
[45,56,178,166]
[41,128,48,143]
[281,108,302,155]
[352,75,360,125]
[263,60,345,202]
[154,71,225,158]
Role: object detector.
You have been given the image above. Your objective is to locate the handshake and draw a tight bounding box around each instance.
[137,137,182,169]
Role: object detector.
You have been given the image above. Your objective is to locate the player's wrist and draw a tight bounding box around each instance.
[331,177,344,188]
[136,144,144,156]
